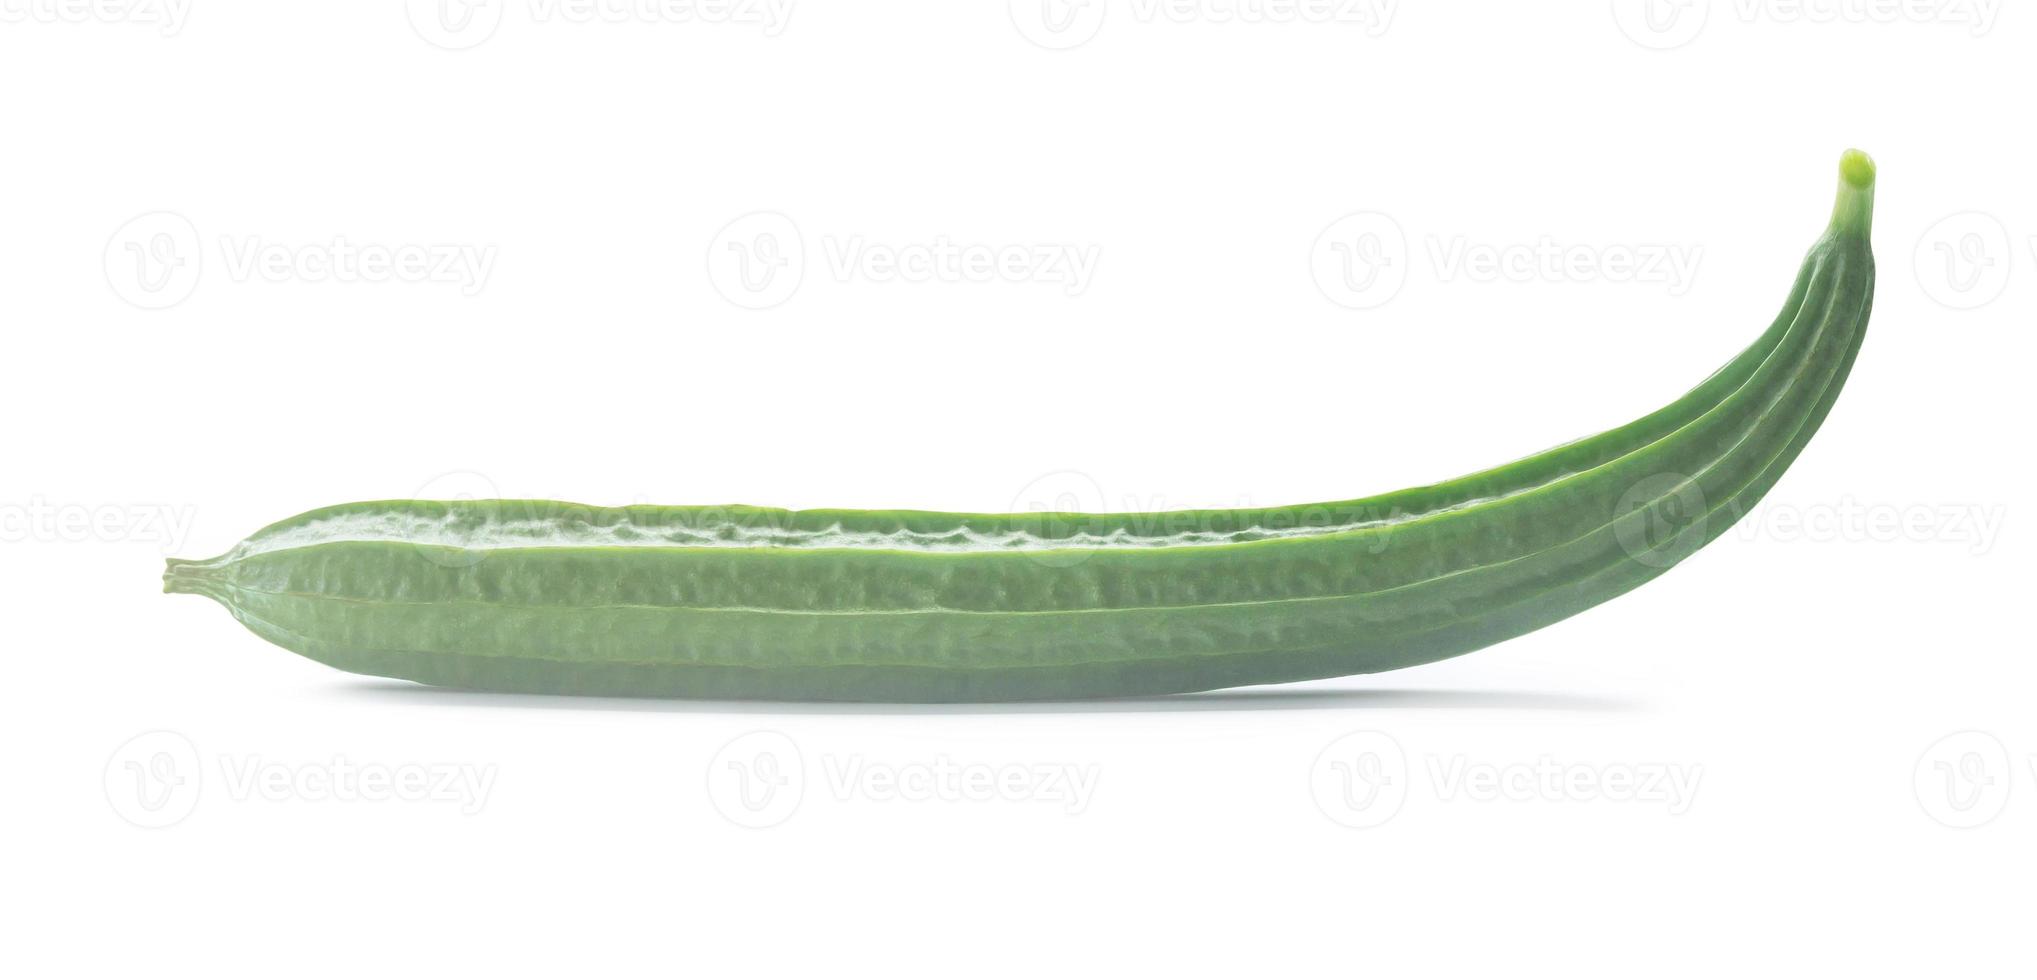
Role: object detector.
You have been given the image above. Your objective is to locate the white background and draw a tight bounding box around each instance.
[3,1,2031,975]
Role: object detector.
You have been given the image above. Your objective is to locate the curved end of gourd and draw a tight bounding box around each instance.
[1829,149,1876,240]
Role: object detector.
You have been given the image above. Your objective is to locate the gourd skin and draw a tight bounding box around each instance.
[166,153,1877,701]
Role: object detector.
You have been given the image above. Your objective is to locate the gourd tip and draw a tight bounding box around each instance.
[1828,149,1876,238]
[163,558,206,595]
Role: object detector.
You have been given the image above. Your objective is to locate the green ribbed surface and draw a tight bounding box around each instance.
[166,156,1877,701]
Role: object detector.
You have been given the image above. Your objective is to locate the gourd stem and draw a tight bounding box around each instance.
[163,557,218,595]
[1829,149,1876,239]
